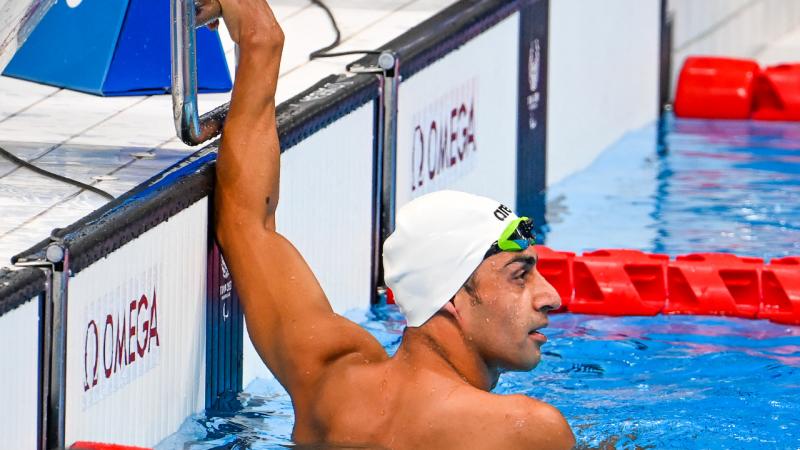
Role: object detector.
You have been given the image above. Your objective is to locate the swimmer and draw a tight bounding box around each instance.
[213,0,575,448]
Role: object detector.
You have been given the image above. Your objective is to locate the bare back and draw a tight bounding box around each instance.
[298,351,572,449]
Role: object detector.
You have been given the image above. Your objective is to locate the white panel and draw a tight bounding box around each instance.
[242,104,375,385]
[547,0,660,185]
[276,104,374,314]
[64,199,208,448]
[0,298,39,450]
[669,0,800,89]
[396,13,520,209]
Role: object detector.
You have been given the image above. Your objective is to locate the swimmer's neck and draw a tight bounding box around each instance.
[396,315,499,391]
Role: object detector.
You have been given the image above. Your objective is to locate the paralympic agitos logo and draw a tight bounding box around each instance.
[83,290,160,392]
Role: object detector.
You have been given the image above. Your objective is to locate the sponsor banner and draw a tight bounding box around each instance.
[242,103,375,385]
[64,200,208,447]
[396,13,520,210]
[0,297,39,450]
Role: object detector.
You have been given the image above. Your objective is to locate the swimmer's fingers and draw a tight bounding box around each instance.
[206,19,220,31]
[195,0,222,28]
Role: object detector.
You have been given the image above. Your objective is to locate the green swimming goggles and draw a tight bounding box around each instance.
[484,216,536,259]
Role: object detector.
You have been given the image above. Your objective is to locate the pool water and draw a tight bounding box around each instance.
[158,115,800,449]
[545,115,800,260]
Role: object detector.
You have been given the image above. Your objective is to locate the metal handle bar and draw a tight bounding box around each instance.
[171,0,226,146]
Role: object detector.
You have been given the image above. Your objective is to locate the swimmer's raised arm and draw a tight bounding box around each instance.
[214,0,386,400]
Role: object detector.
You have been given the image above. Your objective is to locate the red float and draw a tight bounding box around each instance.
[385,287,395,305]
[752,64,800,122]
[674,56,760,119]
[665,253,763,318]
[759,257,800,325]
[569,249,668,316]
[71,442,151,450]
[533,245,575,312]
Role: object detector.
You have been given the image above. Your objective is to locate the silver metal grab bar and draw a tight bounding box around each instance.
[171,0,226,146]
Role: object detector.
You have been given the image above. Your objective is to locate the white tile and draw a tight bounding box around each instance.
[0,141,54,177]
[0,190,105,264]
[0,76,60,122]
[0,89,144,144]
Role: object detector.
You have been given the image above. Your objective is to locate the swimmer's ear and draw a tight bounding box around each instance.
[442,297,460,319]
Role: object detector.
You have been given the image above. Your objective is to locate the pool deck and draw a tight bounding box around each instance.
[0,0,457,268]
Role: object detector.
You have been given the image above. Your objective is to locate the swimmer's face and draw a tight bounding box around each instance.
[453,247,560,372]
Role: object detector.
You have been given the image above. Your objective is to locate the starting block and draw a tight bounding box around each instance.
[3,0,232,96]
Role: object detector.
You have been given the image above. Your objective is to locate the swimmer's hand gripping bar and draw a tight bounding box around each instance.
[171,0,227,146]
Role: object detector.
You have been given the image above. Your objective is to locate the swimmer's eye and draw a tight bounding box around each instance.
[512,268,529,281]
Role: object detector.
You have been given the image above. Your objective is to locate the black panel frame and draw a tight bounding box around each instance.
[0,267,46,316]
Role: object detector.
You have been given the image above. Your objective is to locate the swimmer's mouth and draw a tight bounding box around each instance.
[528,324,548,342]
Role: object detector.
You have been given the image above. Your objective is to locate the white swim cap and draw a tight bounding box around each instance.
[383,190,519,327]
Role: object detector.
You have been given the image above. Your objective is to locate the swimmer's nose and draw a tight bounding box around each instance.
[533,270,561,313]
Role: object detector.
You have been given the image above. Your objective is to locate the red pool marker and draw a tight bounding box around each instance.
[71,442,151,450]
[759,257,800,325]
[385,287,395,305]
[569,249,668,316]
[752,64,800,122]
[674,56,760,119]
[533,245,575,312]
[665,253,763,318]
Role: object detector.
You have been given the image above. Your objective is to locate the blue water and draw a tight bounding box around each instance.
[545,115,800,260]
[159,116,800,449]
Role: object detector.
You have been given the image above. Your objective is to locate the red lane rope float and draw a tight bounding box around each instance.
[571,249,668,316]
[760,257,800,325]
[674,56,800,122]
[752,64,800,121]
[665,253,763,318]
[674,56,761,120]
[71,442,151,450]
[534,246,800,325]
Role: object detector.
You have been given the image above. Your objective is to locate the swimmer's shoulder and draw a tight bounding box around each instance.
[494,394,575,449]
[434,390,575,450]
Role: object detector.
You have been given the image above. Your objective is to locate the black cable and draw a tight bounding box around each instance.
[308,0,342,59]
[308,0,382,60]
[0,144,115,201]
